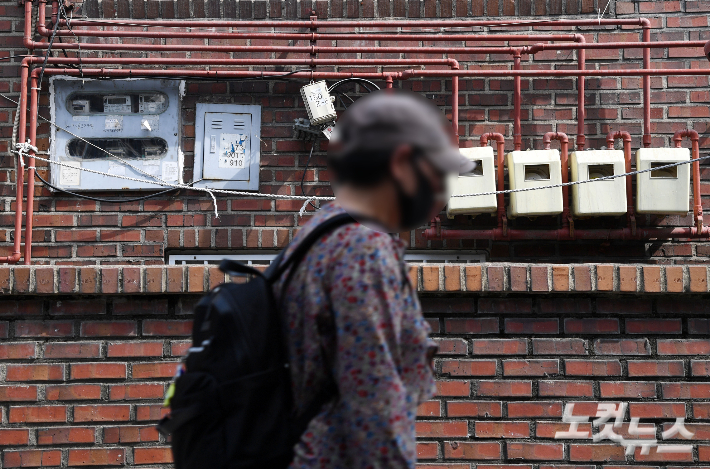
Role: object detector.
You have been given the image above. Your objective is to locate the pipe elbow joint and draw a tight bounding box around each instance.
[573,33,586,44]
[448,58,460,70]
[639,18,651,28]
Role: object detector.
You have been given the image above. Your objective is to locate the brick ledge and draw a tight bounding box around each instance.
[0,264,707,295]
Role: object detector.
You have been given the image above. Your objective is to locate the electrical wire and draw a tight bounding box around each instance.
[34,170,179,202]
[301,140,318,211]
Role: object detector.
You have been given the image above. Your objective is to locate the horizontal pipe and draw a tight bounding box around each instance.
[27,56,460,66]
[425,226,710,240]
[50,17,653,29]
[35,66,390,79]
[403,69,710,78]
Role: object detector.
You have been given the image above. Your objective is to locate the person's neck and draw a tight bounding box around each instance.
[335,184,400,232]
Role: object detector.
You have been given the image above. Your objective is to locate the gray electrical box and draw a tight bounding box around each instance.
[50,77,183,191]
[193,103,261,191]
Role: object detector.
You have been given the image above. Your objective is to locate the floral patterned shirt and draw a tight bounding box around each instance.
[274,201,436,469]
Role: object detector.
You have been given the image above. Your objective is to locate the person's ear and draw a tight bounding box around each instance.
[389,144,417,196]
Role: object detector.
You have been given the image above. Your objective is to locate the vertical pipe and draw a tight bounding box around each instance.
[576,35,586,150]
[1,64,28,263]
[24,75,38,265]
[452,63,459,144]
[480,132,507,235]
[543,132,571,234]
[513,51,522,151]
[607,131,636,234]
[673,130,703,232]
[642,22,652,148]
[385,75,393,88]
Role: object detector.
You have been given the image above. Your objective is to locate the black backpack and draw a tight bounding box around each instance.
[157,212,357,469]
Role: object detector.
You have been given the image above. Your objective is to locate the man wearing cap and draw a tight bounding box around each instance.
[274,89,473,469]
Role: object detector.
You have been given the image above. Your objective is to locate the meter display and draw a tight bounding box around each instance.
[103,95,132,113]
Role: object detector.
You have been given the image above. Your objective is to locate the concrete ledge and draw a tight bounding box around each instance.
[0,264,708,295]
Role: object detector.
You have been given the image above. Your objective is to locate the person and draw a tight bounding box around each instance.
[274,89,475,469]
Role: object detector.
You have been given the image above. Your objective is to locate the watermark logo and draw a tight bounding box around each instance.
[555,402,694,456]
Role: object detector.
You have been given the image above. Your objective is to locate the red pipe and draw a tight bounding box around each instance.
[0,64,27,264]
[543,132,572,237]
[642,20,652,148]
[402,69,710,78]
[513,51,522,151]
[24,75,37,265]
[606,131,636,236]
[451,60,459,144]
[426,225,710,240]
[673,130,703,233]
[480,132,507,235]
[576,36,586,151]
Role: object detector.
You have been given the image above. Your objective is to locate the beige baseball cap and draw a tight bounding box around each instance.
[328,89,476,175]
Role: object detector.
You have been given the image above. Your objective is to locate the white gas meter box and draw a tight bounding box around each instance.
[446,146,497,218]
[506,150,563,218]
[300,81,336,125]
[569,150,627,217]
[193,103,261,191]
[635,147,690,214]
[50,77,183,191]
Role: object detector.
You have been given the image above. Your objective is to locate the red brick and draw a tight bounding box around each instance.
[570,444,625,462]
[443,442,501,460]
[122,267,141,293]
[80,321,137,337]
[133,446,173,465]
[8,406,67,423]
[416,442,438,459]
[441,359,497,376]
[445,318,499,334]
[663,382,710,399]
[109,383,166,400]
[145,267,164,293]
[416,421,468,438]
[0,342,37,360]
[596,265,614,291]
[0,385,38,401]
[618,265,637,291]
[487,266,504,291]
[565,360,622,376]
[44,342,100,359]
[132,362,180,379]
[447,401,502,417]
[107,341,164,358]
[417,400,441,417]
[422,265,440,291]
[3,450,61,467]
[530,265,549,291]
[103,425,160,444]
[508,442,563,460]
[74,405,131,422]
[564,319,619,334]
[70,363,127,380]
[503,359,559,376]
[630,402,686,418]
[552,265,569,291]
[435,380,470,397]
[46,384,102,401]
[34,267,55,294]
[13,266,30,293]
[478,381,532,397]
[593,338,649,355]
[665,265,684,292]
[508,401,562,418]
[659,339,710,355]
[0,429,30,446]
[626,318,682,334]
[472,339,527,355]
[6,364,64,382]
[50,299,106,316]
[135,404,170,421]
[599,381,657,398]
[479,298,532,314]
[434,338,468,355]
[465,265,482,291]
[505,318,558,334]
[536,421,592,439]
[628,360,684,377]
[690,266,708,292]
[532,338,586,355]
[37,427,95,445]
[14,320,73,337]
[142,319,193,336]
[475,421,530,438]
[68,448,125,466]
[79,267,99,294]
[539,381,594,397]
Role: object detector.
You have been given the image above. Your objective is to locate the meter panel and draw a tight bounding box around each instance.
[50,77,183,191]
[194,104,261,191]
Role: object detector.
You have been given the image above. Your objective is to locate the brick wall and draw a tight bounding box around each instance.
[2,268,710,468]
[0,0,709,264]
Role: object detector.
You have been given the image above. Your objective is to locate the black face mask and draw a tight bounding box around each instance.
[393,159,436,231]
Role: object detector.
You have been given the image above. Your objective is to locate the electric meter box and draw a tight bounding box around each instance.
[50,77,183,191]
[570,150,627,217]
[300,81,336,125]
[193,103,261,191]
[636,147,691,215]
[446,146,497,218]
[506,150,563,218]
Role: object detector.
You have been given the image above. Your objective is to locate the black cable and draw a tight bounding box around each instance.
[36,4,64,88]
[34,170,180,202]
[301,139,318,211]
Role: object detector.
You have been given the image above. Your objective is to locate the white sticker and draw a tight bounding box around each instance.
[141,115,159,132]
[105,115,123,131]
[72,115,90,122]
[108,162,126,176]
[162,162,179,182]
[219,133,248,169]
[60,162,81,186]
[143,163,160,176]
